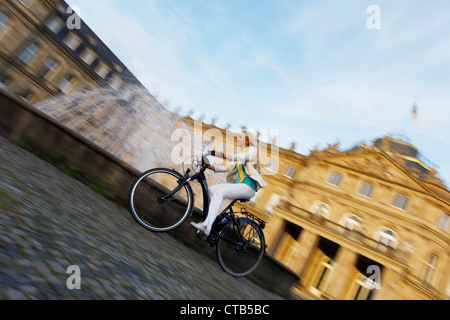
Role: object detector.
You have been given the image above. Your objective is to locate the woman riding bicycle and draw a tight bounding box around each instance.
[191,131,266,237]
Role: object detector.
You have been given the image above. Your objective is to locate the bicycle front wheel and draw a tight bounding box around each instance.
[216,218,265,277]
[129,168,193,232]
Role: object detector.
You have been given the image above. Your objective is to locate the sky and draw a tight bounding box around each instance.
[66,0,450,187]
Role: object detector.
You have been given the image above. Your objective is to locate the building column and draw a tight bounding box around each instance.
[290,229,319,276]
[324,246,359,299]
[264,215,284,254]
[374,267,400,300]
[437,254,450,298]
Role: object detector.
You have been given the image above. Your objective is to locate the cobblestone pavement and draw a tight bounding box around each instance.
[0,135,283,300]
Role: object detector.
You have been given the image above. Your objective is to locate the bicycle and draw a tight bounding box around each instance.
[128,152,267,277]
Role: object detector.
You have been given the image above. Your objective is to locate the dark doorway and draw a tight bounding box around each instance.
[317,237,339,260]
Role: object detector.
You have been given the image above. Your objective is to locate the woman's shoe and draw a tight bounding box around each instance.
[190,221,204,230]
[190,221,209,238]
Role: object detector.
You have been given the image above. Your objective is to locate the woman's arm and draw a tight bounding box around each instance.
[203,164,215,171]
[213,162,234,173]
[214,150,231,161]
[215,147,257,163]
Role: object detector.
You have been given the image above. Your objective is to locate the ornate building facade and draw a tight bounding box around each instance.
[260,137,450,299]
[189,119,450,300]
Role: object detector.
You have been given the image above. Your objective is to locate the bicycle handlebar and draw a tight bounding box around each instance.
[199,152,213,172]
[187,150,215,174]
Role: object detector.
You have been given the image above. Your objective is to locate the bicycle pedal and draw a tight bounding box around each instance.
[207,235,217,247]
[196,230,204,240]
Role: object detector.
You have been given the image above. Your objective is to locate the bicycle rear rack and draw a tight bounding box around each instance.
[237,208,268,229]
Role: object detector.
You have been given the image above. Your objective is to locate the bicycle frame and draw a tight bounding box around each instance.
[160,158,211,220]
[186,168,211,220]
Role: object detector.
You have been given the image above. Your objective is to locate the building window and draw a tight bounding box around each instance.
[310,201,330,219]
[358,182,374,198]
[80,48,96,65]
[86,35,98,46]
[264,193,282,215]
[265,159,278,173]
[248,189,263,207]
[113,63,123,73]
[0,10,9,34]
[108,75,122,90]
[17,88,31,101]
[38,58,58,79]
[17,42,40,65]
[312,257,335,293]
[57,74,73,93]
[341,214,362,231]
[94,62,109,79]
[328,171,342,187]
[19,0,33,7]
[422,253,439,288]
[119,86,134,102]
[283,166,296,179]
[438,213,450,232]
[374,227,398,251]
[352,275,376,300]
[46,17,64,34]
[63,33,81,51]
[392,193,410,210]
[0,74,10,88]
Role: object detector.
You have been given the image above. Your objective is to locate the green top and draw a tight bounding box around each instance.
[235,161,258,191]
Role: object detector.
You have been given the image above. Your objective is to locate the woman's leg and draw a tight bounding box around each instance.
[203,183,255,235]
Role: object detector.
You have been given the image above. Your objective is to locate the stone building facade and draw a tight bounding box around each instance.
[261,137,450,299]
[0,0,142,103]
[188,119,450,300]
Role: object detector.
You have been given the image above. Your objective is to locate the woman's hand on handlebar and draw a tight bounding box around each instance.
[210,149,227,160]
[201,163,215,171]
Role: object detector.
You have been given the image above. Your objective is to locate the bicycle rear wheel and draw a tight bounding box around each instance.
[216,218,265,277]
[129,168,193,232]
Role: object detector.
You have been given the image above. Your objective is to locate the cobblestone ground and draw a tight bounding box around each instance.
[0,135,283,300]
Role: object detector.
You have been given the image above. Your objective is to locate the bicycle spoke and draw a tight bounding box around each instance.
[216,219,265,277]
[165,197,190,210]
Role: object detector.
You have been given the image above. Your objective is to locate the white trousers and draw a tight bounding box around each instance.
[202,183,255,233]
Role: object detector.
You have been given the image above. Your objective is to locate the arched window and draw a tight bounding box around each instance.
[374,227,399,251]
[264,193,282,215]
[310,201,330,219]
[327,171,342,187]
[340,213,363,231]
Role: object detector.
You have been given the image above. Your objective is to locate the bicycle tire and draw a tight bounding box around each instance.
[129,168,194,232]
[216,217,265,277]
